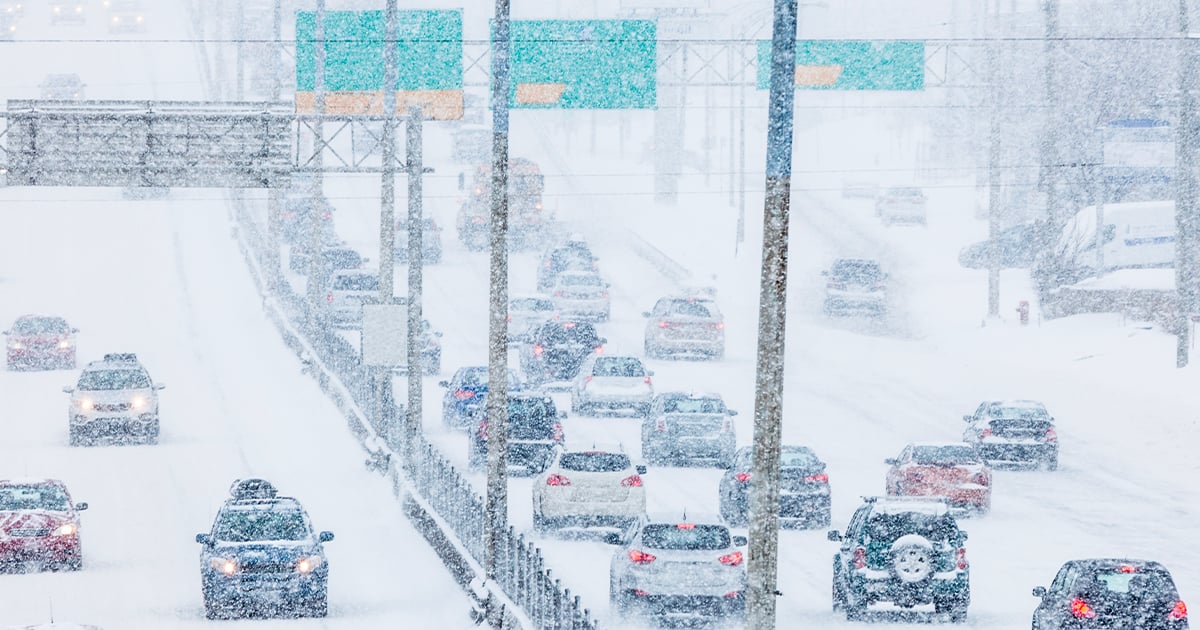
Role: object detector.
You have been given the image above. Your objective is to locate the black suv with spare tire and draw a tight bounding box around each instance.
[828,496,971,622]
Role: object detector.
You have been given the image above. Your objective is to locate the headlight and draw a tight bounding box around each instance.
[296,555,324,573]
[53,523,77,536]
[130,396,147,410]
[58,339,72,349]
[77,398,94,411]
[209,557,238,575]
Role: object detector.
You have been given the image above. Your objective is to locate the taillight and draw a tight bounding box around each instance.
[583,375,592,387]
[595,345,604,354]
[654,417,667,432]
[954,547,967,570]
[722,417,733,432]
[970,472,989,486]
[533,345,544,356]
[852,546,866,569]
[735,472,752,483]
[552,422,564,442]
[326,293,334,303]
[632,589,650,597]
[805,473,828,483]
[980,427,993,439]
[713,322,725,330]
[658,320,669,328]
[321,211,331,220]
[505,314,511,322]
[546,474,571,486]
[718,551,743,566]
[554,291,564,297]
[643,376,652,385]
[1070,598,1096,619]
[620,475,642,487]
[1045,427,1058,443]
[1169,600,1188,621]
[628,549,656,565]
[602,291,609,298]
[477,420,488,440]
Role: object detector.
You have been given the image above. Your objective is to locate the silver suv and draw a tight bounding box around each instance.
[63,353,165,446]
[642,294,725,360]
[608,513,747,624]
[641,392,737,467]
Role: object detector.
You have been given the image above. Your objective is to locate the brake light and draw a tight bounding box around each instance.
[583,375,593,387]
[735,472,752,483]
[852,546,866,569]
[628,549,656,565]
[1070,598,1097,619]
[602,291,609,298]
[505,314,511,322]
[620,475,642,487]
[1118,564,1138,573]
[723,591,743,599]
[326,293,334,303]
[980,427,993,439]
[954,547,968,570]
[1045,427,1058,443]
[552,422,564,442]
[453,390,475,400]
[555,291,564,297]
[658,320,670,328]
[970,472,989,486]
[676,523,695,529]
[805,473,828,483]
[533,345,544,356]
[655,417,667,432]
[718,551,743,566]
[546,474,571,486]
[595,345,604,355]
[643,376,652,385]
[722,417,733,432]
[1169,600,1188,621]
[321,211,331,220]
[477,420,488,440]
[544,260,551,268]
[713,322,725,330]
[632,589,650,597]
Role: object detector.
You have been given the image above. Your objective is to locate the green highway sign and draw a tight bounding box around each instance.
[757,40,925,91]
[508,19,657,109]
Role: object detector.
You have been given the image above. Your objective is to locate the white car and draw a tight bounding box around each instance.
[63,353,164,446]
[325,269,379,328]
[875,186,927,225]
[822,258,888,317]
[532,447,647,534]
[507,295,557,337]
[548,271,610,322]
[570,355,653,416]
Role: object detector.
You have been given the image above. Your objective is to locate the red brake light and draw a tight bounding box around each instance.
[326,293,334,303]
[506,314,511,322]
[552,422,564,442]
[620,475,642,487]
[735,472,752,483]
[718,551,743,566]
[584,375,593,386]
[477,420,488,440]
[643,376,652,385]
[595,345,604,355]
[453,390,474,400]
[628,549,656,565]
[955,547,968,570]
[676,523,695,530]
[805,473,828,483]
[1118,564,1138,573]
[1169,600,1188,621]
[1070,598,1097,619]
[1045,427,1058,443]
[544,260,551,268]
[602,291,610,298]
[658,320,669,328]
[632,588,650,597]
[654,417,667,432]
[533,344,544,356]
[713,322,725,330]
[555,291,564,297]
[852,546,866,569]
[321,211,331,220]
[546,474,571,486]
[980,427,993,439]
[723,591,743,599]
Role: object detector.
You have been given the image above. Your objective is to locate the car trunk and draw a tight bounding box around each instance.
[988,419,1052,440]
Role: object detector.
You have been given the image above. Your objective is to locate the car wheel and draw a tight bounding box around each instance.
[1044,455,1059,471]
[844,585,868,621]
[936,594,969,623]
[644,341,659,360]
[306,594,329,618]
[831,570,846,612]
[203,597,227,620]
[145,420,160,445]
[610,585,629,619]
[69,430,84,447]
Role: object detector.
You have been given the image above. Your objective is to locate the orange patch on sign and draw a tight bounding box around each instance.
[515,82,567,105]
[794,64,843,87]
[295,90,463,121]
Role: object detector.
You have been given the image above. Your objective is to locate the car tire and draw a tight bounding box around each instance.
[69,430,84,447]
[533,512,553,535]
[936,594,969,623]
[203,597,227,620]
[844,586,868,621]
[1044,455,1059,471]
[831,569,846,612]
[306,594,329,618]
[644,340,659,360]
[145,420,160,446]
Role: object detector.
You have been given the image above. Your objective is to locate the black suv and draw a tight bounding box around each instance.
[468,393,566,475]
[1032,559,1189,629]
[828,497,970,622]
[517,320,606,384]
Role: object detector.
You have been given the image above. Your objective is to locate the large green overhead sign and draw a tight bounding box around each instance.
[757,40,925,91]
[508,20,657,109]
[295,9,463,119]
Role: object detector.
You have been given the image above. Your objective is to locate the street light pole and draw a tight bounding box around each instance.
[305,0,327,334]
[1174,0,1197,367]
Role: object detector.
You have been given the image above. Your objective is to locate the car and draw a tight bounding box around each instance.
[4,315,78,370]
[822,258,889,317]
[536,242,598,292]
[279,196,336,245]
[39,74,86,100]
[394,216,443,264]
[718,444,831,529]
[63,353,164,446]
[885,442,992,516]
[105,0,143,32]
[518,320,606,386]
[1031,559,1189,629]
[50,1,86,24]
[507,295,558,337]
[0,1,24,19]
[324,269,378,328]
[829,496,970,622]
[642,294,725,360]
[438,366,522,430]
[468,393,565,476]
[962,400,1059,470]
[531,446,647,534]
[196,479,334,619]
[958,221,1044,270]
[288,243,365,276]
[608,513,747,624]
[569,355,653,416]
[641,392,737,467]
[875,186,927,225]
[0,479,88,572]
[547,271,610,322]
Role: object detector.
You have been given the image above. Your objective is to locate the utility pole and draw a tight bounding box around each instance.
[987,2,1002,317]
[405,106,424,470]
[1041,0,1061,237]
[1175,0,1197,367]
[484,0,512,623]
[746,1,797,628]
[379,0,400,446]
[263,0,284,289]
[305,0,327,333]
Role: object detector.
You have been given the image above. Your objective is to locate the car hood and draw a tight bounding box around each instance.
[73,388,154,404]
[0,510,74,536]
[210,541,321,562]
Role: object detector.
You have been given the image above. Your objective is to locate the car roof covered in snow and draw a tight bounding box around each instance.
[644,511,727,528]
[864,496,950,516]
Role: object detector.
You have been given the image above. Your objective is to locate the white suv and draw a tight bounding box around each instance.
[532,447,646,534]
[64,353,164,446]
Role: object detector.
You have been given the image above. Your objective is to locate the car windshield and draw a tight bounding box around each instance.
[987,404,1049,420]
[1081,568,1177,598]
[865,511,960,544]
[911,445,981,465]
[0,484,70,512]
[664,300,715,318]
[559,274,602,287]
[641,524,731,550]
[332,274,379,291]
[664,397,725,414]
[458,367,519,389]
[78,369,150,391]
[508,398,557,433]
[831,260,883,281]
[541,324,598,345]
[214,509,310,542]
[560,452,631,472]
[324,249,361,268]
[550,250,593,269]
[12,317,69,334]
[592,357,645,377]
[511,298,555,312]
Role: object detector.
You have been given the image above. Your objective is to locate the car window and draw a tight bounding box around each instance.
[641,524,731,550]
[560,452,631,472]
[541,324,598,345]
[1079,569,1177,598]
[665,300,714,318]
[214,510,310,542]
[592,357,645,377]
[509,398,556,432]
[864,511,960,544]
[559,274,602,287]
[78,369,150,391]
[831,260,883,281]
[12,317,69,334]
[664,397,725,414]
[511,298,554,311]
[987,404,1049,420]
[458,368,520,389]
[780,446,821,468]
[0,484,70,511]
[911,445,981,465]
[332,274,379,291]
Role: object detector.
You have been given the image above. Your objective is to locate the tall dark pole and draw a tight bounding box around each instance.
[746,0,797,627]
[305,0,327,333]
[987,4,1002,317]
[484,0,512,612]
[405,106,424,469]
[1175,0,1196,367]
[1041,0,1061,236]
[264,0,284,289]
[379,0,400,448]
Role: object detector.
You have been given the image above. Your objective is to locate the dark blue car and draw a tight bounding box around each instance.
[196,479,334,619]
[438,366,522,430]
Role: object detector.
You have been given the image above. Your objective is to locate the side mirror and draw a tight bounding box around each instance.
[71,328,80,333]
[438,380,450,387]
[558,410,568,420]
[827,530,842,542]
[641,311,651,318]
[962,414,973,422]
[732,535,748,547]
[598,338,608,345]
[960,531,969,541]
[1,330,8,335]
[727,410,739,416]
[75,502,88,511]
[884,457,899,466]
[604,532,623,545]
[196,533,213,545]
[646,370,654,377]
[635,465,647,475]
[156,383,167,390]
[319,531,335,543]
[62,386,75,394]
[1032,586,1047,598]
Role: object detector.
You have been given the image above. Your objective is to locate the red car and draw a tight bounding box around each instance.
[0,479,88,570]
[4,315,78,370]
[884,442,992,515]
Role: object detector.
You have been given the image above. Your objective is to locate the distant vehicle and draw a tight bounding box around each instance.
[641,392,737,468]
[517,320,606,386]
[536,241,598,292]
[0,479,88,571]
[394,216,443,264]
[456,158,548,250]
[0,1,24,18]
[438,366,522,430]
[718,444,831,529]
[829,496,970,622]
[196,479,334,619]
[885,442,992,516]
[63,353,164,446]
[389,319,443,376]
[507,295,557,338]
[823,258,888,317]
[608,513,747,624]
[468,393,565,475]
[4,315,78,370]
[569,355,654,416]
[962,400,1059,470]
[958,221,1043,270]
[289,244,365,276]
[280,196,336,245]
[548,271,610,322]
[50,1,86,24]
[1031,558,1189,629]
[642,294,725,360]
[105,0,143,32]
[324,269,379,328]
[876,186,927,225]
[8,625,103,630]
[531,447,647,534]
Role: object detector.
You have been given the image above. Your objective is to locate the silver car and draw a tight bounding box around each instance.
[642,294,725,360]
[608,513,747,623]
[548,271,610,322]
[822,258,888,317]
[531,447,647,534]
[641,392,737,467]
[325,270,379,328]
[569,355,654,416]
[63,353,164,446]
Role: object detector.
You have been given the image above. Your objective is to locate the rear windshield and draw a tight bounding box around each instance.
[559,274,603,287]
[664,300,715,318]
[214,510,310,542]
[541,324,598,345]
[333,274,379,291]
[642,524,731,550]
[865,512,960,544]
[78,369,150,391]
[987,404,1049,420]
[560,452,631,472]
[912,445,980,466]
[0,484,70,512]
[508,398,557,434]
[511,298,554,312]
[12,317,69,334]
[1080,569,1178,598]
[324,250,362,267]
[780,446,821,468]
[592,357,645,377]
[458,367,519,389]
[664,397,725,414]
[831,260,882,281]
